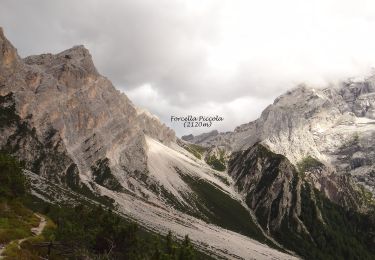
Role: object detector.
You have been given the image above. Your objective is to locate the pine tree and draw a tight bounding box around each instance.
[166,230,177,258]
[178,235,194,260]
[151,235,162,260]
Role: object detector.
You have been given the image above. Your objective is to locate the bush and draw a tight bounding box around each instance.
[43,204,198,259]
[0,153,27,198]
[297,156,323,174]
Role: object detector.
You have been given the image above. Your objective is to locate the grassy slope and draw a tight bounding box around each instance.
[182,143,207,160]
[182,142,227,172]
[0,200,40,245]
[178,171,282,251]
[0,199,56,260]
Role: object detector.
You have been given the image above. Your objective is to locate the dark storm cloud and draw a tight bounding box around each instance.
[0,0,222,100]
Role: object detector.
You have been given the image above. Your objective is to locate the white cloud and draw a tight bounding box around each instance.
[2,0,375,136]
[126,84,271,136]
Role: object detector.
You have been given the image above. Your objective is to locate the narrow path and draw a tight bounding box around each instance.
[0,213,47,259]
[31,214,47,237]
[0,246,5,258]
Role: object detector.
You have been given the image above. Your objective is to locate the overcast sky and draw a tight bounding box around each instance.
[1,0,375,136]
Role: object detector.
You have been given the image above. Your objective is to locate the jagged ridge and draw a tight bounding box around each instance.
[228,143,375,259]
[0,27,296,259]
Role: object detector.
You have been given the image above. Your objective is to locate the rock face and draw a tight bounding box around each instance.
[0,27,175,194]
[2,27,375,259]
[0,28,300,259]
[188,80,375,195]
[228,144,302,234]
[184,67,375,258]
[228,143,375,259]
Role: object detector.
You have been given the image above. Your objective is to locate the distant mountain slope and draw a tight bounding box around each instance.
[0,27,296,259]
[182,65,375,258]
[184,80,375,196]
[3,25,373,259]
[228,143,375,259]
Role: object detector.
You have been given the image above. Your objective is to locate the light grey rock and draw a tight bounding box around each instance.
[188,79,375,196]
[0,27,175,194]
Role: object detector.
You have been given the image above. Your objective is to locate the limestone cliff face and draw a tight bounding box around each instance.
[228,144,366,225]
[228,143,375,259]
[2,27,374,259]
[228,144,303,233]
[0,28,175,191]
[187,79,375,196]
[0,28,20,75]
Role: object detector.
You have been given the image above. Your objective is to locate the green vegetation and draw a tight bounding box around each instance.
[274,182,375,260]
[0,153,203,259]
[2,216,56,260]
[0,153,27,198]
[0,200,39,245]
[205,150,226,172]
[35,204,198,259]
[184,143,228,172]
[61,162,116,208]
[183,142,227,172]
[232,144,375,260]
[0,93,18,126]
[150,182,189,213]
[296,156,323,175]
[2,202,201,259]
[91,158,123,192]
[0,153,51,259]
[257,144,285,160]
[182,144,207,160]
[178,172,280,250]
[358,184,375,207]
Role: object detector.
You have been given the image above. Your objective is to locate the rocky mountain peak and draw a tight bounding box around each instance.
[187,76,375,196]
[0,27,175,181]
[182,130,218,143]
[24,44,98,82]
[1,27,374,260]
[0,27,20,73]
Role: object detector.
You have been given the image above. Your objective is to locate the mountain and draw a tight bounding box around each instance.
[184,80,375,198]
[228,143,375,259]
[184,81,375,257]
[0,27,297,259]
[1,26,375,259]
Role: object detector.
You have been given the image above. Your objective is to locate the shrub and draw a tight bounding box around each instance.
[0,153,27,198]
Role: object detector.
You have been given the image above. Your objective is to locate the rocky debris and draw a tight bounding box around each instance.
[1,26,373,259]
[188,79,375,197]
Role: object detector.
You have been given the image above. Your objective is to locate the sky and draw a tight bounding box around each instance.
[1,0,375,136]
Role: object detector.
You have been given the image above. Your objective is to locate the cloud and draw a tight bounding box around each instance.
[2,0,375,136]
[126,83,271,136]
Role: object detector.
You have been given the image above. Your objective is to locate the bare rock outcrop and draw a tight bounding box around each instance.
[0,27,175,194]
[188,79,375,196]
